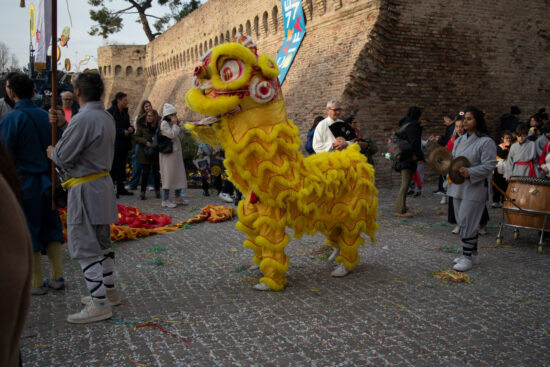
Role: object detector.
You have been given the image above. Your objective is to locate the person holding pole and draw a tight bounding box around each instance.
[0,72,65,295]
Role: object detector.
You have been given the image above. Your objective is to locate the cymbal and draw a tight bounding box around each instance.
[449,156,472,184]
[428,147,452,174]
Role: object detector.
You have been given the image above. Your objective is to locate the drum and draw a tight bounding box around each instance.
[504,176,550,230]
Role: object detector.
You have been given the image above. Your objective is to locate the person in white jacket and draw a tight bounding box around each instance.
[159,103,188,208]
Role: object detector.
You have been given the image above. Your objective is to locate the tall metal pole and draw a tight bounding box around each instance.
[51,0,58,209]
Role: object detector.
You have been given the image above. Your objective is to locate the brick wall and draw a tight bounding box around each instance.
[97,0,550,186]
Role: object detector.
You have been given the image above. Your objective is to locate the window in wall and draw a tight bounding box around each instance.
[226,31,230,42]
[115,65,121,75]
[246,20,251,36]
[137,67,143,76]
[272,6,279,34]
[209,39,213,49]
[126,66,132,76]
[307,0,313,21]
[232,27,237,37]
[263,11,269,37]
[214,36,219,46]
[238,24,243,34]
[254,16,260,39]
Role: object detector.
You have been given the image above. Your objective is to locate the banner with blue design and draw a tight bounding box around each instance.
[276,0,306,85]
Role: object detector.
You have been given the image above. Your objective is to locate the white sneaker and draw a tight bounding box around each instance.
[161,200,177,208]
[81,288,121,306]
[491,202,502,208]
[331,263,351,277]
[249,264,259,270]
[453,254,480,265]
[253,282,270,291]
[174,197,189,205]
[327,247,340,262]
[478,226,487,235]
[440,196,447,205]
[219,193,233,203]
[451,225,460,234]
[147,186,155,191]
[67,297,112,324]
[452,256,473,272]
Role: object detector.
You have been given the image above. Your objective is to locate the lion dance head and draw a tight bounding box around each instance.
[186,34,282,122]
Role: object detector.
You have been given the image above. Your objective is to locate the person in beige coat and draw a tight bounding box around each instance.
[159,103,188,208]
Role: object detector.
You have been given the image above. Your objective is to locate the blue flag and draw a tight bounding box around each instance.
[276,0,306,85]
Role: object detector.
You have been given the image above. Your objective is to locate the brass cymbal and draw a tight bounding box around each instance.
[428,146,452,174]
[449,156,472,184]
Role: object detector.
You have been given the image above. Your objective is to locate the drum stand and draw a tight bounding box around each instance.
[496,202,549,253]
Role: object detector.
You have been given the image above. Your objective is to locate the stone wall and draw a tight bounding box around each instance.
[97,0,550,186]
[98,45,147,116]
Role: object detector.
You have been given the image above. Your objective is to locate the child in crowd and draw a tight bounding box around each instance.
[491,131,512,208]
[504,123,537,179]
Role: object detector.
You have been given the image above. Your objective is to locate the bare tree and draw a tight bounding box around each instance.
[0,42,9,74]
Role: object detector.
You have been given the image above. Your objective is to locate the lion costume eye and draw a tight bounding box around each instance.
[219,59,244,83]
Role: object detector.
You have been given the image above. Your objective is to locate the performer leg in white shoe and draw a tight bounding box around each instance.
[445,107,496,272]
[48,73,120,323]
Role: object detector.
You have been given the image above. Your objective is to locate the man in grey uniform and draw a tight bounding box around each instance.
[47,73,119,323]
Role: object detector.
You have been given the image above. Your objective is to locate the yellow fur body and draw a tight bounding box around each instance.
[185,37,378,290]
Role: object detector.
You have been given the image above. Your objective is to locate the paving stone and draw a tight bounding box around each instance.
[20,185,550,366]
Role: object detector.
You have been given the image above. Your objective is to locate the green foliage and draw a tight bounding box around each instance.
[88,0,202,41]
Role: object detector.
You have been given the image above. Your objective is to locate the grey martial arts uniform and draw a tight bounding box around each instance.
[535,134,549,159]
[503,140,537,179]
[51,101,118,260]
[447,133,497,256]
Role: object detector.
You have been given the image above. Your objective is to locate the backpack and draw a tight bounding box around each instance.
[387,122,412,159]
[305,129,315,154]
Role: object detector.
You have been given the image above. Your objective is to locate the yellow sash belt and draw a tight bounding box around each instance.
[61,170,109,190]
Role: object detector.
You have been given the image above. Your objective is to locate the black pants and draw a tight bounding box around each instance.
[221,179,242,201]
[140,164,160,193]
[110,149,129,192]
[492,172,508,203]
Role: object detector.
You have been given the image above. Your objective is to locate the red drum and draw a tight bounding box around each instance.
[504,176,550,230]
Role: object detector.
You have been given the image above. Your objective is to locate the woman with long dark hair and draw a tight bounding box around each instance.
[134,109,161,200]
[446,106,496,272]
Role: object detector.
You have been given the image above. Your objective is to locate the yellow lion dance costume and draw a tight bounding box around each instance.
[186,35,378,291]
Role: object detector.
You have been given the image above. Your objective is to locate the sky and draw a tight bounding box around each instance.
[1,0,175,71]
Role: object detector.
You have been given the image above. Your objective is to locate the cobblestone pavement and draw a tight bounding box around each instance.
[21,183,550,366]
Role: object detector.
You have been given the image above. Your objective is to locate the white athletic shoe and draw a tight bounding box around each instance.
[81,288,121,306]
[451,225,460,234]
[453,256,473,272]
[454,254,480,266]
[253,282,270,291]
[174,197,189,205]
[219,193,233,203]
[327,248,340,262]
[147,185,155,191]
[440,196,447,205]
[161,200,177,208]
[249,264,259,270]
[67,297,112,324]
[331,263,351,277]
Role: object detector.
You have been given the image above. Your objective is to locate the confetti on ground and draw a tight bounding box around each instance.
[484,244,513,248]
[520,300,534,307]
[311,289,320,292]
[426,245,460,253]
[127,354,148,367]
[233,265,248,273]
[229,248,238,252]
[432,269,472,283]
[436,207,446,215]
[151,258,164,266]
[241,277,257,282]
[149,247,167,253]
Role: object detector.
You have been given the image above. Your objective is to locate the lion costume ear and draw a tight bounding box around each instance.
[258,54,280,79]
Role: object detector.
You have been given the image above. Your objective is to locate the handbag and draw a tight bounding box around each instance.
[143,144,158,160]
[152,127,173,154]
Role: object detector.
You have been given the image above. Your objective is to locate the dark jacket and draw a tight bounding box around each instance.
[107,102,132,151]
[500,113,519,133]
[438,123,455,146]
[398,116,424,163]
[133,117,159,165]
